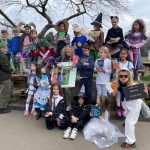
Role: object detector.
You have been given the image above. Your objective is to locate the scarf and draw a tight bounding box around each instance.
[118,83,126,102]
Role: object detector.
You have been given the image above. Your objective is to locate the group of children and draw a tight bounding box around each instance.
[0,12,148,149]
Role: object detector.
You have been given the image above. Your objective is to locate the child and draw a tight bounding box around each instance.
[0,30,11,60]
[45,83,66,130]
[83,96,123,148]
[11,28,21,72]
[89,13,104,60]
[105,16,124,59]
[24,63,37,117]
[125,19,147,80]
[107,68,148,148]
[63,92,89,140]
[76,43,94,103]
[94,46,112,99]
[34,65,51,120]
[54,20,70,58]
[30,38,56,72]
[71,24,87,57]
[30,29,39,63]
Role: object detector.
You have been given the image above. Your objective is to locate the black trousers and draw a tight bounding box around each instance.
[45,115,68,130]
[69,111,90,130]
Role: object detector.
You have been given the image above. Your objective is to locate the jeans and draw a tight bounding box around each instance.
[80,77,93,104]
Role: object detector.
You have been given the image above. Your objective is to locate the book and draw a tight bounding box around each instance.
[97,60,104,68]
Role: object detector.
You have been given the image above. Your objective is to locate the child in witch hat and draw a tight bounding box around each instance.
[63,92,90,140]
[88,13,104,60]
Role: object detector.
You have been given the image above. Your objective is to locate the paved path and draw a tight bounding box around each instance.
[0,111,150,150]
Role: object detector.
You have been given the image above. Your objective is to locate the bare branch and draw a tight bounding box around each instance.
[0,9,16,27]
[0,21,13,28]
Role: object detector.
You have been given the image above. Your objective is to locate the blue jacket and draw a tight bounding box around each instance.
[76,55,94,78]
[72,35,87,57]
[11,36,21,54]
[0,38,11,54]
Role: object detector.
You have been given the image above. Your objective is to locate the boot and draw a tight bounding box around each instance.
[35,108,42,120]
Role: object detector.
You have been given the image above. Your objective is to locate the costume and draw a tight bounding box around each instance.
[83,111,124,148]
[105,26,124,58]
[88,13,104,60]
[34,74,51,111]
[72,35,87,57]
[94,58,112,98]
[45,95,66,130]
[125,31,147,79]
[24,70,37,115]
[54,20,70,58]
[107,77,143,145]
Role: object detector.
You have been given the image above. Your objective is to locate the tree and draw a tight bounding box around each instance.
[0,0,130,38]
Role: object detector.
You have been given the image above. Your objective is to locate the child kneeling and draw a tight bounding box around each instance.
[63,92,90,140]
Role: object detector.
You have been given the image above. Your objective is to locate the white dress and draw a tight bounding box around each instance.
[83,111,124,148]
[34,74,51,110]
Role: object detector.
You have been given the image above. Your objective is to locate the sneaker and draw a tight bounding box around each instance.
[63,127,72,139]
[121,142,136,148]
[70,128,78,140]
[24,110,29,117]
[31,110,37,116]
[116,109,122,118]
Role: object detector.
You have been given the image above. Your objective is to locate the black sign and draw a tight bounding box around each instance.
[123,83,146,101]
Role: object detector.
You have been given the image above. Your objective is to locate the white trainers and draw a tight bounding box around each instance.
[70,128,78,140]
[63,127,71,139]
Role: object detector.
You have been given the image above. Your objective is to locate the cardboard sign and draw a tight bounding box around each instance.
[123,83,146,101]
[97,60,104,68]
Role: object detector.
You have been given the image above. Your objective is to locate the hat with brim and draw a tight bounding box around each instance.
[54,19,69,32]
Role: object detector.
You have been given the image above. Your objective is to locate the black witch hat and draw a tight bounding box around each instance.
[91,13,102,27]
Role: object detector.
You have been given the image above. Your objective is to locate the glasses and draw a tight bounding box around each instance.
[119,75,129,79]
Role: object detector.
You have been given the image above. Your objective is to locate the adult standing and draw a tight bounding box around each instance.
[0,44,13,113]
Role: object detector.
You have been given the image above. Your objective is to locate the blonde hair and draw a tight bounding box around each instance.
[61,45,74,62]
[99,46,111,59]
[116,70,133,88]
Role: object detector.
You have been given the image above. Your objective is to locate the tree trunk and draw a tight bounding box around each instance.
[38,24,53,39]
[0,9,16,28]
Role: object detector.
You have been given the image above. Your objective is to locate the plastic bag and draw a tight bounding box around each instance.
[141,101,150,119]
[83,118,124,148]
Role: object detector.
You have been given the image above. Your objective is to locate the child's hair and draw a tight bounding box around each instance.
[48,83,63,107]
[1,30,7,34]
[97,96,109,114]
[30,62,38,72]
[99,46,111,59]
[61,45,74,61]
[119,47,131,61]
[31,29,37,34]
[131,19,146,36]
[116,70,133,88]
[110,16,119,21]
[36,63,45,78]
[82,43,90,50]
